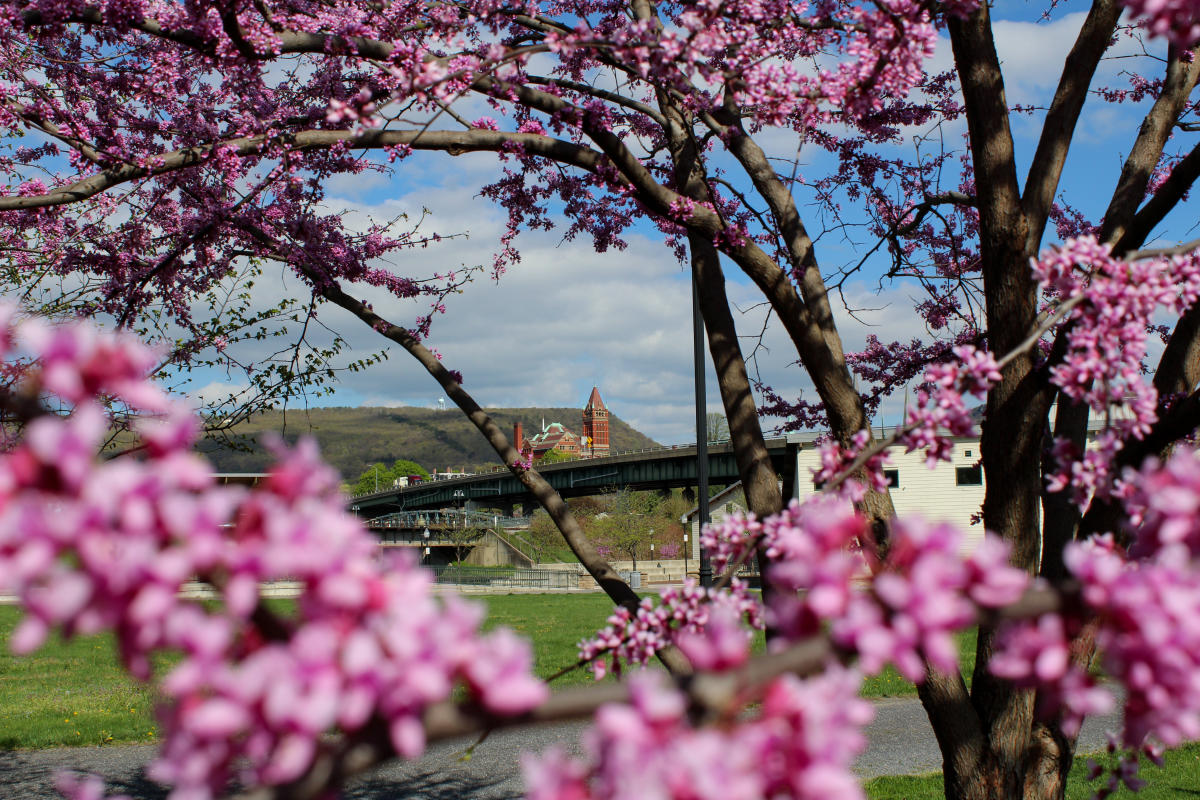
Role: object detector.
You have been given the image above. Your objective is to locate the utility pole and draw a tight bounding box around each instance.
[692,271,712,587]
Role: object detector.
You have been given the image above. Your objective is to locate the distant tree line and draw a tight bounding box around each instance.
[525,490,691,567]
[349,459,430,495]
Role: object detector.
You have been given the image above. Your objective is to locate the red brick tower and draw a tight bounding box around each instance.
[582,387,610,458]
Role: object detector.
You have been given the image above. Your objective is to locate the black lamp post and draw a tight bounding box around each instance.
[692,271,713,588]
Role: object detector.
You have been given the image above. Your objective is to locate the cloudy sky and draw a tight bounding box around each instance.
[183,7,1184,445]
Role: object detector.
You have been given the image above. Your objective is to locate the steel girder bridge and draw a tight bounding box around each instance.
[348,434,809,520]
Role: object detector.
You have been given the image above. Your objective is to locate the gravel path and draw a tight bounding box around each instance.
[0,698,1125,799]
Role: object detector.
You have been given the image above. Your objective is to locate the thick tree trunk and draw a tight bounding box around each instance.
[941,1,1060,795]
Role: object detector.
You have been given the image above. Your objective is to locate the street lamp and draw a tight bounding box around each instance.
[692,270,712,587]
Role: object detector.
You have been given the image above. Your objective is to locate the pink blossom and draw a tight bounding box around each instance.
[523,669,872,800]
[0,310,545,800]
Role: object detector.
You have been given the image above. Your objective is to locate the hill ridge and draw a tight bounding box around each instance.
[198,405,660,479]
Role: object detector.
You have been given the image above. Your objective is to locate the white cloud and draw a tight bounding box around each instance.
[187,379,254,410]
[179,16,1170,447]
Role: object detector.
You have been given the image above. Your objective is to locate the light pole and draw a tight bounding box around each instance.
[692,271,713,587]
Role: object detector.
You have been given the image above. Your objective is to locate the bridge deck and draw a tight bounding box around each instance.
[349,435,808,517]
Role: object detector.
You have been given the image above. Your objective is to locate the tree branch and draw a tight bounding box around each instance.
[0,128,606,211]
[1099,44,1200,245]
[1021,0,1121,252]
[232,583,1064,800]
[1115,142,1200,254]
[525,76,667,127]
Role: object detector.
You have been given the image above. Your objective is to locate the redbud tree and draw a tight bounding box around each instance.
[3,1,1200,800]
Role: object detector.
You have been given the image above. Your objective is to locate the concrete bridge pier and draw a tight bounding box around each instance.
[518,495,537,517]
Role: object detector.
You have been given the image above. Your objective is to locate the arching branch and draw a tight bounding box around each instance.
[0,128,606,211]
[1021,0,1121,252]
[1099,44,1200,244]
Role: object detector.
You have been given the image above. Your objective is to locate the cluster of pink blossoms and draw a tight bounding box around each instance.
[578,579,762,679]
[523,668,874,800]
[900,345,1001,467]
[795,344,1000,496]
[832,519,1028,679]
[1033,236,1200,506]
[1121,0,1200,46]
[0,308,546,800]
[704,495,1026,680]
[994,449,1200,748]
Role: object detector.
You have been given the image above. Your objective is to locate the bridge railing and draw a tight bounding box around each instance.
[346,439,743,500]
[368,509,501,529]
[427,565,583,590]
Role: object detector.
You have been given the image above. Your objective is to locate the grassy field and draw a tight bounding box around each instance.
[0,594,959,748]
[0,612,162,749]
[0,596,976,748]
[4,596,1199,795]
[865,742,1200,799]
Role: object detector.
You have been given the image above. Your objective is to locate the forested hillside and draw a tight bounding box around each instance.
[198,406,660,479]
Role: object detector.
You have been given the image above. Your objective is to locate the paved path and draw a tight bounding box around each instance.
[0,698,1124,799]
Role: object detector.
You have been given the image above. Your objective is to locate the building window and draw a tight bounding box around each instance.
[956,465,983,486]
[964,450,972,458]
[884,469,900,488]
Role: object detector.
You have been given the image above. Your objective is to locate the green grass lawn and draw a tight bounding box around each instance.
[480,593,621,687]
[0,597,980,748]
[862,629,978,699]
[2,597,1192,800]
[0,610,162,749]
[866,742,1200,799]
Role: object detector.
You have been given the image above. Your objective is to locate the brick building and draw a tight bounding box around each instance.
[513,386,612,462]
[581,386,610,458]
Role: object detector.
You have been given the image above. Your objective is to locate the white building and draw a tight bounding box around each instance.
[683,430,987,562]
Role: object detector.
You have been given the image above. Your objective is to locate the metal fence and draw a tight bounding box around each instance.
[427,565,583,590]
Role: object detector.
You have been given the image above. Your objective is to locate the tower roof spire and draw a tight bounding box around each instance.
[584,386,607,412]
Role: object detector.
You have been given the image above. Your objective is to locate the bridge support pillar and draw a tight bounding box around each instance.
[465,499,481,512]
[501,500,516,518]
[519,495,538,517]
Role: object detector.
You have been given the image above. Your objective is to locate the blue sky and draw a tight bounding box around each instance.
[172,5,1194,445]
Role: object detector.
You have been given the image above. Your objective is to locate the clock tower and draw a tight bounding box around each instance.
[581,387,610,458]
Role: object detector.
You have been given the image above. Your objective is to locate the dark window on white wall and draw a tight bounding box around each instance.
[884,469,900,488]
[956,465,983,486]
